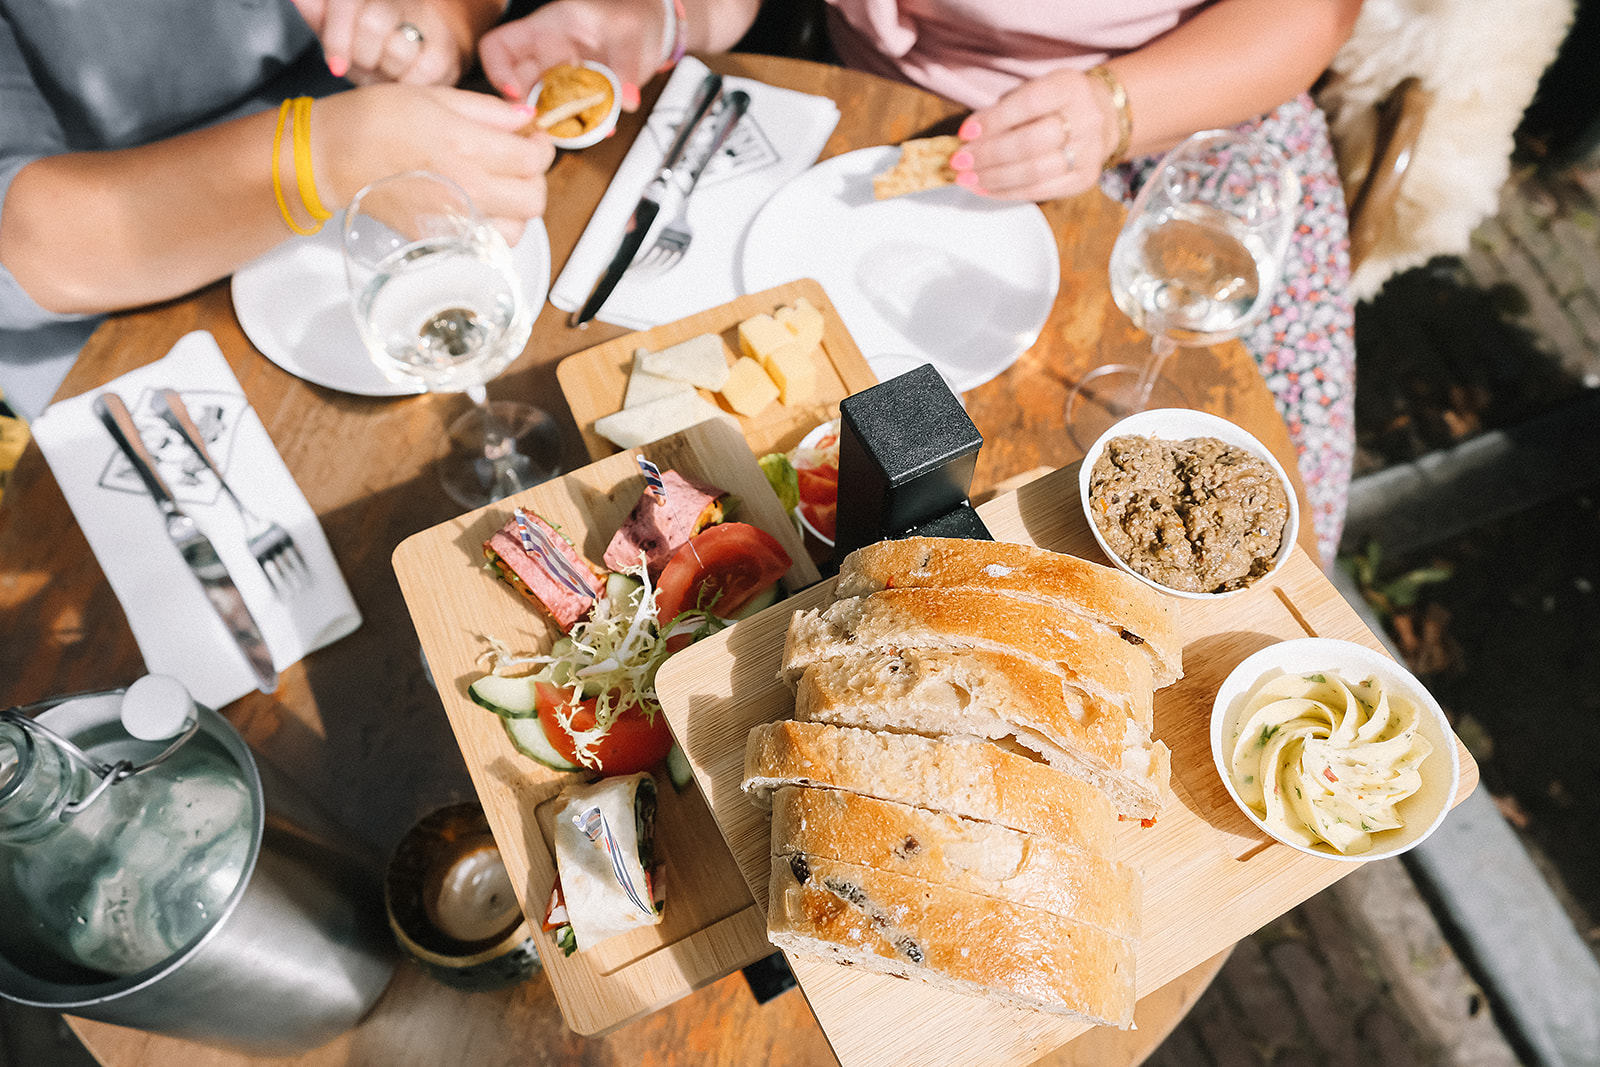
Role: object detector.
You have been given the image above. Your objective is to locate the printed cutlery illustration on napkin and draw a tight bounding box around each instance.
[96,389,245,506]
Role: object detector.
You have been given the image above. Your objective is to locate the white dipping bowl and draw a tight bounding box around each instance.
[1079,408,1299,599]
[1210,637,1461,862]
[794,418,840,547]
[527,61,622,150]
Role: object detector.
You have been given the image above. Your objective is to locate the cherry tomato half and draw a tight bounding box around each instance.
[654,523,792,632]
[535,681,673,775]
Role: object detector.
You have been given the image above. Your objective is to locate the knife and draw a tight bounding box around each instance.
[679,89,750,204]
[94,392,279,694]
[569,71,726,327]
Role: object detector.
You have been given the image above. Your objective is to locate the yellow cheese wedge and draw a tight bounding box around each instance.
[762,342,815,405]
[774,298,825,352]
[720,356,780,416]
[737,313,794,362]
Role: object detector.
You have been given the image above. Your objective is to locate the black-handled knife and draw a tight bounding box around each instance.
[569,71,726,328]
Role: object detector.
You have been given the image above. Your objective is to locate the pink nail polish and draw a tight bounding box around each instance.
[950,150,974,171]
[328,55,348,78]
[958,118,981,141]
[956,170,980,189]
[621,83,642,111]
[503,82,524,101]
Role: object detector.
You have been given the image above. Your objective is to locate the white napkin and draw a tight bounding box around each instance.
[30,331,362,709]
[550,56,840,329]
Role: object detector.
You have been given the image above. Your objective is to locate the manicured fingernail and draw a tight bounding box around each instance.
[620,82,641,111]
[515,103,538,116]
[958,118,981,141]
[956,170,980,189]
[328,56,348,78]
[503,82,525,101]
[950,150,974,171]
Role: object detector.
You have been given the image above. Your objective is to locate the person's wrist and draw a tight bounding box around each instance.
[1084,65,1133,169]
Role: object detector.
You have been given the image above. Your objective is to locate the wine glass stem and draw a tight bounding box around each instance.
[1133,334,1178,411]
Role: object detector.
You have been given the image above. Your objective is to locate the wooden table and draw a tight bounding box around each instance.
[0,53,1322,1066]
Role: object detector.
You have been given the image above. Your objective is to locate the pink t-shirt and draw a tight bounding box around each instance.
[826,0,1210,107]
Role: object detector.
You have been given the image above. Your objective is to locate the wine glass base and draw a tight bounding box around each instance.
[439,400,563,510]
[1064,365,1191,452]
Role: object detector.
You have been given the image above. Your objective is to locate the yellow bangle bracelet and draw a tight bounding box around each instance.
[271,100,320,236]
[291,97,332,223]
[1085,65,1133,169]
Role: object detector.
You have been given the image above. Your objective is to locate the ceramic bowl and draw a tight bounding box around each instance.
[793,418,841,547]
[1210,637,1461,862]
[1078,408,1299,599]
[526,61,622,150]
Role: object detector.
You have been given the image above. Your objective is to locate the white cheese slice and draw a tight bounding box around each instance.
[636,333,732,391]
[593,390,735,450]
[623,352,696,410]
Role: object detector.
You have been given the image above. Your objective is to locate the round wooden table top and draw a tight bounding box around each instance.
[0,52,1306,1067]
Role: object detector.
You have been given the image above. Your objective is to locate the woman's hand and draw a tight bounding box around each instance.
[950,66,1120,203]
[315,84,556,244]
[478,0,665,110]
[292,0,503,86]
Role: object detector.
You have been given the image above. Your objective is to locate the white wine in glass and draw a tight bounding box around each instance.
[1066,130,1299,449]
[344,170,560,508]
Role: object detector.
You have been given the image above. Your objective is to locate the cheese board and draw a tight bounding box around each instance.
[392,418,821,1035]
[653,463,1480,1067]
[557,278,879,463]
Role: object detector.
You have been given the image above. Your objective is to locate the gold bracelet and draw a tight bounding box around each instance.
[271,100,320,236]
[291,97,333,224]
[1085,65,1133,169]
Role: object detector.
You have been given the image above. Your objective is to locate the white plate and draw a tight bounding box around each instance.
[231,218,552,397]
[1210,637,1461,862]
[739,146,1059,394]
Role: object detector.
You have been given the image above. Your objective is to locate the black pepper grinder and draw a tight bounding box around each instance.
[831,363,990,573]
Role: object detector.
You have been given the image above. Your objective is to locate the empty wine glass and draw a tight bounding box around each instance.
[1065,130,1300,449]
[343,170,561,508]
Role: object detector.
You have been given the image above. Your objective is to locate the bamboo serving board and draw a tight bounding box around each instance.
[557,278,879,463]
[392,418,821,1036]
[654,464,1480,1067]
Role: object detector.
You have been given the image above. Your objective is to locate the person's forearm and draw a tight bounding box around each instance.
[1108,0,1362,159]
[679,0,765,54]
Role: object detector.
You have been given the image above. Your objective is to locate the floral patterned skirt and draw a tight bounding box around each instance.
[1098,92,1356,567]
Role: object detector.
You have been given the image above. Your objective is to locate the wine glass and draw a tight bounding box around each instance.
[1065,130,1300,449]
[342,170,561,508]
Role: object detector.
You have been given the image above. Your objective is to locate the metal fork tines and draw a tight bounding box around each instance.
[632,89,751,277]
[152,388,311,595]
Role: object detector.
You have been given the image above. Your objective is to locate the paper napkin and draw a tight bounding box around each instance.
[550,56,840,329]
[30,331,362,709]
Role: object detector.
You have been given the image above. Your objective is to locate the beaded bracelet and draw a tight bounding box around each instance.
[1085,65,1133,170]
[658,0,688,71]
[271,100,320,236]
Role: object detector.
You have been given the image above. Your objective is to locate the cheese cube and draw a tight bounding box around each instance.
[762,342,816,405]
[774,298,825,352]
[719,356,780,416]
[637,333,731,391]
[737,313,794,362]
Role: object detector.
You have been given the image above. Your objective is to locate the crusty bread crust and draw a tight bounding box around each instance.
[793,648,1171,819]
[743,720,1116,853]
[781,588,1156,719]
[771,786,1141,939]
[834,537,1183,687]
[767,853,1136,1027]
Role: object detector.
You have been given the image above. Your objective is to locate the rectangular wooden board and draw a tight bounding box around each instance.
[653,463,1480,1067]
[392,418,821,1035]
[557,278,878,463]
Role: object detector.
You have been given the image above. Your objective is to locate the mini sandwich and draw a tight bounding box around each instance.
[547,773,663,955]
[484,508,606,631]
[602,470,728,578]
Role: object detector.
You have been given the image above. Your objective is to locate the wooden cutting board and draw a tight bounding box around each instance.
[654,463,1480,1067]
[392,418,820,1036]
[558,278,878,463]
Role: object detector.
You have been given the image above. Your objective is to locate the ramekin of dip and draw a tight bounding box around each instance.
[1210,638,1460,862]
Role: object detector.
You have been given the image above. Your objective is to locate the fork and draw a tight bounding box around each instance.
[152,388,311,595]
[633,90,751,276]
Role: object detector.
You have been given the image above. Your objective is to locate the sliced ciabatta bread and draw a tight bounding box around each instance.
[793,648,1171,820]
[835,537,1183,687]
[743,720,1116,854]
[767,853,1136,1028]
[780,587,1155,721]
[771,786,1141,940]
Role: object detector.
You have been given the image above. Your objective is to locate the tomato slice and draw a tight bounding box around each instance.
[796,465,838,506]
[654,523,792,633]
[799,500,837,543]
[535,681,673,775]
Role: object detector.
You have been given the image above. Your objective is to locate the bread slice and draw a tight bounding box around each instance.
[743,720,1116,854]
[781,587,1156,722]
[833,538,1183,688]
[767,853,1136,1027]
[793,648,1171,819]
[771,786,1141,940]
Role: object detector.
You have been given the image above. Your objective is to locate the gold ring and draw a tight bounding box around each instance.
[397,22,424,45]
[1057,112,1076,171]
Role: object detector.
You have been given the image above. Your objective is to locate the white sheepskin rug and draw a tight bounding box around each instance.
[1316,0,1575,300]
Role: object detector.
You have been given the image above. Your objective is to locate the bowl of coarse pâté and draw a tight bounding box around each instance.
[1079,409,1299,599]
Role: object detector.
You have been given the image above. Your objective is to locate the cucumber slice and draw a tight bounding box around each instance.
[665,741,694,792]
[503,716,581,772]
[605,572,643,610]
[468,673,540,717]
[728,583,781,620]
